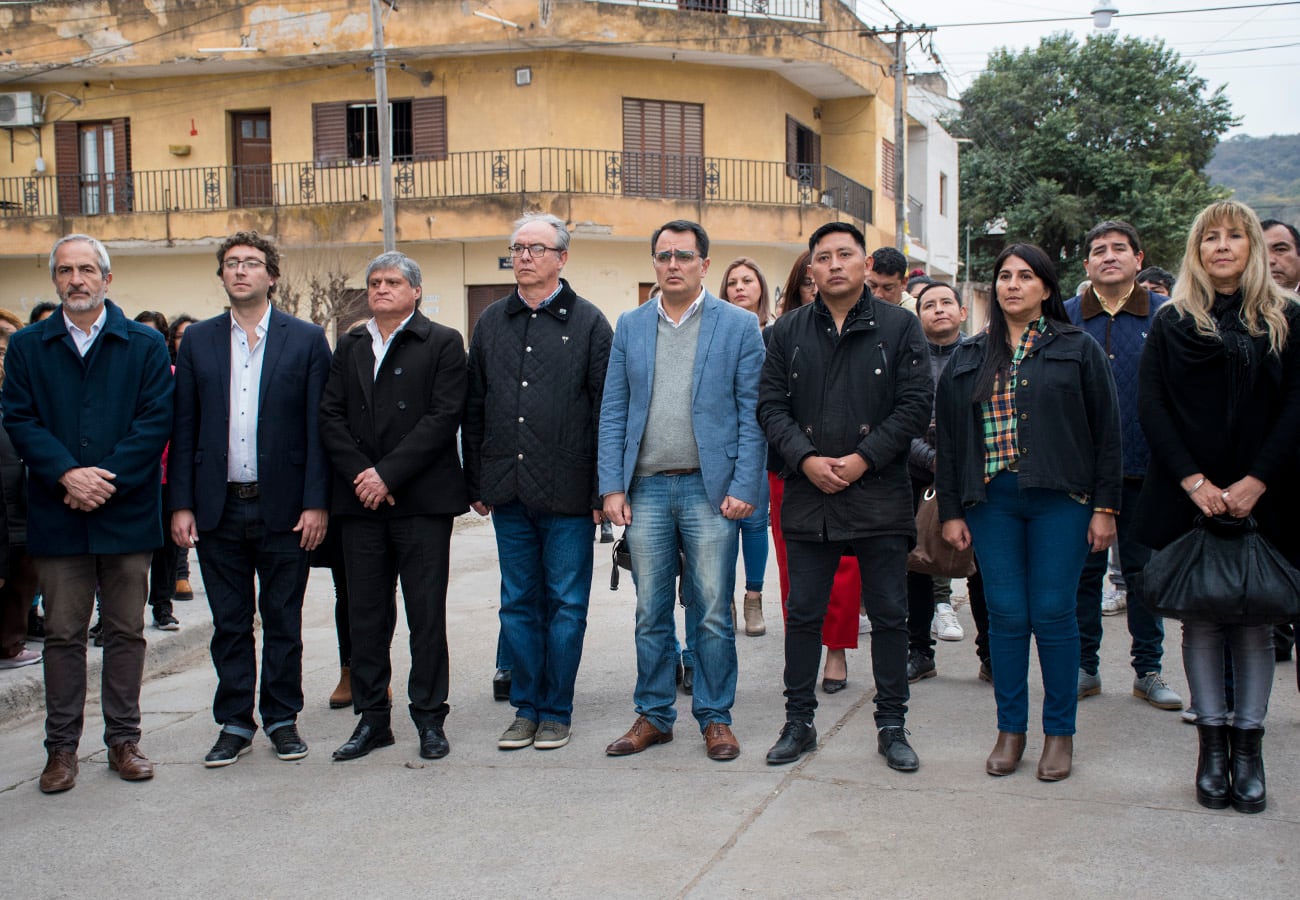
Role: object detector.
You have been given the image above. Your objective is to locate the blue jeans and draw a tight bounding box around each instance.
[1076,478,1164,675]
[738,478,770,593]
[492,501,594,725]
[965,472,1093,736]
[627,472,739,732]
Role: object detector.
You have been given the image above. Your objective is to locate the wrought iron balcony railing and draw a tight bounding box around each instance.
[589,0,819,22]
[0,148,872,225]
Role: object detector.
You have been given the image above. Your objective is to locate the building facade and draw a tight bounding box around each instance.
[0,0,901,332]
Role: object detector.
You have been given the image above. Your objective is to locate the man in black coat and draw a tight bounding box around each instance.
[463,212,612,751]
[758,222,932,771]
[319,251,469,762]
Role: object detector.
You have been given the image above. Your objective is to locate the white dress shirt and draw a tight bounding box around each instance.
[655,288,705,329]
[227,305,271,482]
[64,306,108,357]
[366,312,415,379]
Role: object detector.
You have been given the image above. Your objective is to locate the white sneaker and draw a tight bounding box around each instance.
[932,603,964,641]
[858,614,872,634]
[1101,589,1127,616]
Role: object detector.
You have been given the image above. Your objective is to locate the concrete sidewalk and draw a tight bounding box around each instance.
[2,517,1298,898]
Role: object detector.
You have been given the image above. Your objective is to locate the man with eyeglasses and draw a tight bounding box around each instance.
[462,213,612,752]
[599,219,766,761]
[169,231,332,767]
[3,234,173,793]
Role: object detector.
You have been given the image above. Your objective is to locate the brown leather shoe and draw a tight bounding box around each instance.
[605,715,673,756]
[985,731,1026,776]
[39,750,78,794]
[704,722,740,761]
[329,666,352,709]
[108,741,155,781]
[1037,734,1073,781]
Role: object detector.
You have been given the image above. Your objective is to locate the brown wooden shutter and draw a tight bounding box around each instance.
[54,120,82,216]
[882,138,896,199]
[622,98,702,199]
[785,115,799,179]
[312,102,348,164]
[411,96,447,160]
[112,117,132,212]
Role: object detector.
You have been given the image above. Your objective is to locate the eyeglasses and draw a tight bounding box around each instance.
[508,244,561,259]
[223,258,267,272]
[652,250,698,264]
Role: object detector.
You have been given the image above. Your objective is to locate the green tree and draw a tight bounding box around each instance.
[950,32,1236,287]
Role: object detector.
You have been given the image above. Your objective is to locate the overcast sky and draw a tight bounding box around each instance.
[850,0,1299,138]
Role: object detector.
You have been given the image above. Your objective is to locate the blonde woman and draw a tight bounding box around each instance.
[1137,200,1300,813]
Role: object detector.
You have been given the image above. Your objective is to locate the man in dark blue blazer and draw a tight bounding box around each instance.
[3,234,173,793]
[169,232,332,767]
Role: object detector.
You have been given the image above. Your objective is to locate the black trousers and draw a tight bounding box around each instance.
[784,535,910,727]
[341,514,453,730]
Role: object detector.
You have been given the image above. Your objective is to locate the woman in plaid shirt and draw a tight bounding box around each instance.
[934,243,1122,783]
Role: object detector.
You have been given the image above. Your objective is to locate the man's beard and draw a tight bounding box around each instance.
[60,292,104,313]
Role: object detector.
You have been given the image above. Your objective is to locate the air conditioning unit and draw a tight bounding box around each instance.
[0,92,41,127]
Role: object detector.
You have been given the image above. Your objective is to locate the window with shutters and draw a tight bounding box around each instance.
[785,115,821,190]
[621,98,704,200]
[53,119,132,216]
[313,97,446,165]
[882,138,896,199]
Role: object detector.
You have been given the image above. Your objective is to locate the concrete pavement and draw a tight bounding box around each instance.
[2,516,1298,898]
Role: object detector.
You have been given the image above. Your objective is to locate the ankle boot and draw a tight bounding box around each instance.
[1036,734,1073,782]
[1228,726,1266,814]
[1194,724,1230,809]
[329,666,352,709]
[985,731,1026,776]
[743,592,766,636]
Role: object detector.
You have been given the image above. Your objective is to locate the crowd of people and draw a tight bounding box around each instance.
[2,202,1299,816]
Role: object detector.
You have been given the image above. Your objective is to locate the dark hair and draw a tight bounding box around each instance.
[907,273,935,294]
[1136,266,1175,294]
[1260,218,1300,250]
[168,313,196,362]
[779,250,814,314]
[651,220,709,259]
[914,279,963,308]
[869,246,907,278]
[216,231,282,299]
[28,301,58,324]
[133,310,169,335]
[972,243,1074,402]
[808,222,865,255]
[1082,220,1143,258]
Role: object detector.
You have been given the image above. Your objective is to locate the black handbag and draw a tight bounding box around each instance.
[1142,515,1300,625]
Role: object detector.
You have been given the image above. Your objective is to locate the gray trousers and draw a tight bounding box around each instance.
[36,552,152,752]
[1182,620,1274,730]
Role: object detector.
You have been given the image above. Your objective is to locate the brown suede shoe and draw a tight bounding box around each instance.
[985,731,1027,776]
[329,666,352,709]
[1037,734,1073,782]
[39,750,78,794]
[704,722,740,761]
[605,715,673,756]
[107,741,155,781]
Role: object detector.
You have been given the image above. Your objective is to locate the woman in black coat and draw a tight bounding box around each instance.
[1136,200,1300,814]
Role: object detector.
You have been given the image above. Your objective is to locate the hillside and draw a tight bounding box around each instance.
[1206,133,1300,225]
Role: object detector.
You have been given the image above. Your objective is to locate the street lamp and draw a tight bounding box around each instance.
[1091,4,1118,29]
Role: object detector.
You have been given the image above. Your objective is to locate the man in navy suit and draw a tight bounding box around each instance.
[169,232,332,767]
[598,220,766,761]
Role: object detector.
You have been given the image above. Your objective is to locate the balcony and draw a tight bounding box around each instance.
[586,0,819,21]
[0,148,871,224]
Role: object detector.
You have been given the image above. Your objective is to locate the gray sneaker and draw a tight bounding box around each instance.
[1077,668,1101,698]
[1133,671,1183,710]
[498,717,538,750]
[534,720,571,750]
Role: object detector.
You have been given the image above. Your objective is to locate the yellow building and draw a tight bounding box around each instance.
[0,0,898,334]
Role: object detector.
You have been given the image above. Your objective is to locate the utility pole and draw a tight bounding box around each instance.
[370,0,396,251]
[863,22,935,252]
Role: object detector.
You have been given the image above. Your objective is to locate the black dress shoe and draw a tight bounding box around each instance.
[878,725,919,772]
[418,724,450,760]
[492,669,512,702]
[682,666,694,696]
[332,721,395,761]
[766,720,817,765]
[822,663,848,694]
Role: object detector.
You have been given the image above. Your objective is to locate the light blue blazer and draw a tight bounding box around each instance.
[598,291,766,511]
